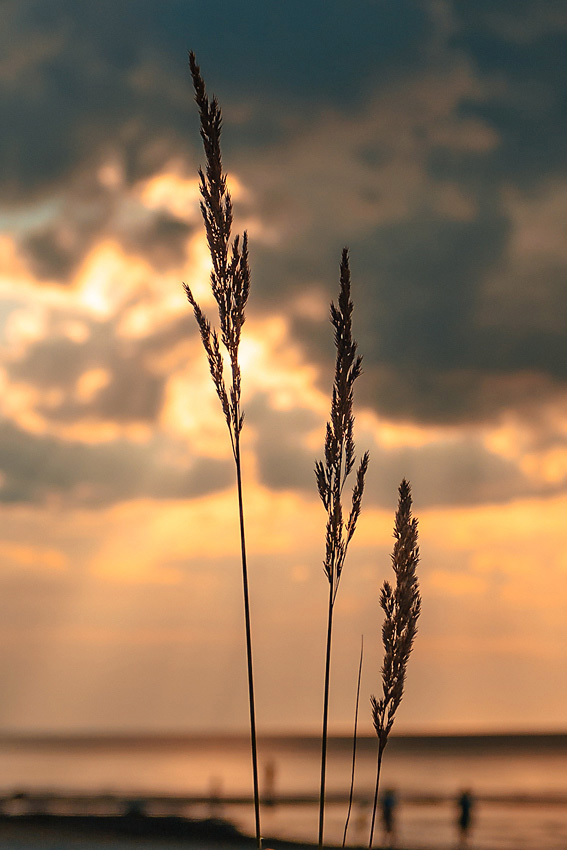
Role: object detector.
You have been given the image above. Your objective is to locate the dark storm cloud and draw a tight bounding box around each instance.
[448,0,567,189]
[0,420,232,507]
[1,0,432,200]
[5,0,567,432]
[284,208,537,425]
[1,1,193,199]
[350,208,567,423]
[354,209,509,372]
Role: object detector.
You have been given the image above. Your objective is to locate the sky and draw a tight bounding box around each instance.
[1,0,567,735]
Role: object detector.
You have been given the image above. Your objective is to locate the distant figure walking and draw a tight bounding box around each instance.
[380,788,397,847]
[456,789,474,847]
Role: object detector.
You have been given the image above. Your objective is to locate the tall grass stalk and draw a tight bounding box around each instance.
[184,52,261,850]
[315,249,369,847]
[368,479,421,849]
[342,635,364,847]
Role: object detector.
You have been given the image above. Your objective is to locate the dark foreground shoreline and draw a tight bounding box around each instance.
[0,812,422,850]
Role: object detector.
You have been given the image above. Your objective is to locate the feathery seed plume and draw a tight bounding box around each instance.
[316,248,369,848]
[368,478,421,848]
[183,52,261,850]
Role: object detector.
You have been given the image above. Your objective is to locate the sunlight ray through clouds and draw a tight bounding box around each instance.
[2,0,567,737]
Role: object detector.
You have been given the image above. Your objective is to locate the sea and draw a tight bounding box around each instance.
[1,733,567,850]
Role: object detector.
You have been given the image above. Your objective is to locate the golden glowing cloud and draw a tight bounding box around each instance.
[161,361,230,459]
[74,239,150,316]
[418,494,567,617]
[136,164,247,220]
[364,411,463,449]
[75,368,111,403]
[0,541,68,572]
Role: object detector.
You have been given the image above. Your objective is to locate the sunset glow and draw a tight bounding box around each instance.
[2,1,567,739]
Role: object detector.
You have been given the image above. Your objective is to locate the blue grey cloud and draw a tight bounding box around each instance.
[4,0,567,435]
[0,420,232,507]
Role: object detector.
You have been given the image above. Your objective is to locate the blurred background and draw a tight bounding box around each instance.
[1,0,567,748]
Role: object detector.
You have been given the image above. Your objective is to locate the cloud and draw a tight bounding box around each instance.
[0,419,232,507]
[6,0,567,739]
[449,1,567,191]
[15,168,198,284]
[245,391,565,508]
[5,0,567,435]
[452,0,567,44]
[4,0,567,479]
[1,283,202,433]
[0,541,67,573]
[478,182,567,335]
[364,434,562,508]
[1,0,433,204]
[246,393,320,492]
[1,1,193,201]
[7,321,167,426]
[261,119,567,428]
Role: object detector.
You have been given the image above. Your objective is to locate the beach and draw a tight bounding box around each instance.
[2,734,567,849]
[0,815,440,850]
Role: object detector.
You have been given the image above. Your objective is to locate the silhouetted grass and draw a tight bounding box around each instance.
[182,56,421,850]
[315,249,369,848]
[368,479,421,848]
[342,635,364,847]
[184,52,261,850]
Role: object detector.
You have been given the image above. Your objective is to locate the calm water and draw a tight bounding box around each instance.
[1,734,567,849]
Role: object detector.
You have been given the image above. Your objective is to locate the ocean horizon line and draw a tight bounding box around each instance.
[2,729,567,746]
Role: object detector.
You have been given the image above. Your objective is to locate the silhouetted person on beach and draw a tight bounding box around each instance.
[263,759,276,806]
[381,788,397,847]
[456,789,474,847]
[208,776,223,816]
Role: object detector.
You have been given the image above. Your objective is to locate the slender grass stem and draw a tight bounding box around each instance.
[235,435,261,850]
[342,635,364,847]
[184,53,261,850]
[318,586,334,848]
[368,743,385,849]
